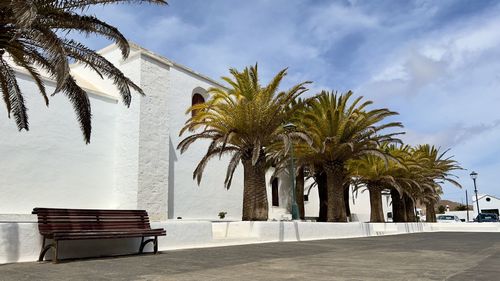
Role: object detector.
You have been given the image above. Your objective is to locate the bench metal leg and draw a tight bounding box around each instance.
[53,241,59,264]
[154,236,158,254]
[139,237,156,254]
[38,238,57,262]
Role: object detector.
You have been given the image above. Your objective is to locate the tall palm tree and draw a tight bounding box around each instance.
[297,91,403,222]
[0,0,166,143]
[178,65,310,221]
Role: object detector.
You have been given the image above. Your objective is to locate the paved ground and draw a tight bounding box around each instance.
[1,232,499,281]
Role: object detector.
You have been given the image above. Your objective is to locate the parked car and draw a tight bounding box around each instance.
[436,215,462,223]
[474,213,500,222]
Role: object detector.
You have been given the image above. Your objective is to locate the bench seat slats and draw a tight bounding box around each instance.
[38,221,151,225]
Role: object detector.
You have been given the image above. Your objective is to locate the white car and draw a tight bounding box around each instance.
[436,215,462,223]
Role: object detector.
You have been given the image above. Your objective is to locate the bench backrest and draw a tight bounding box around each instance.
[32,208,152,234]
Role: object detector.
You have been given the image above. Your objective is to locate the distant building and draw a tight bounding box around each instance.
[472,194,500,218]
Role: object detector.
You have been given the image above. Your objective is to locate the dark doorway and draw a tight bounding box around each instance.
[191,93,205,117]
[272,178,279,207]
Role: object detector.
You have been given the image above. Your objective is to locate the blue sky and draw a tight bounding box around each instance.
[84,0,500,203]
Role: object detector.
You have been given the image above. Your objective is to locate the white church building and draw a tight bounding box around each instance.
[0,43,386,223]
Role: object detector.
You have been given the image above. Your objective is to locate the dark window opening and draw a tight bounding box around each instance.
[272,178,279,207]
[191,93,205,117]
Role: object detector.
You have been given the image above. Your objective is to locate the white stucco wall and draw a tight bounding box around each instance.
[0,73,118,214]
[112,55,142,210]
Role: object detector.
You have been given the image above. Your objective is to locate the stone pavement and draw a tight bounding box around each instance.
[1,232,499,281]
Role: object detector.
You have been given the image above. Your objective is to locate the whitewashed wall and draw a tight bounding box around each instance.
[0,73,118,214]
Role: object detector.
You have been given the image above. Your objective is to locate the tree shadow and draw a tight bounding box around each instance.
[1,222,20,263]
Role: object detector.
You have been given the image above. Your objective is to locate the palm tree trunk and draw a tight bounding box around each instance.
[344,182,351,221]
[426,202,436,222]
[325,164,347,222]
[242,159,268,221]
[404,194,416,222]
[296,167,305,220]
[369,185,385,222]
[391,189,406,222]
[315,171,328,222]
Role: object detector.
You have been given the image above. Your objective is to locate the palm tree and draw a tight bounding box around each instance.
[349,146,397,222]
[0,0,166,143]
[412,145,462,222]
[389,145,430,222]
[178,65,310,221]
[389,144,462,222]
[297,91,403,222]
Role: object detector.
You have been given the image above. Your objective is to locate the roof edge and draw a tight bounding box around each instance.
[100,41,228,89]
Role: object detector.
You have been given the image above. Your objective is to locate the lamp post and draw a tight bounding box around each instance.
[283,122,299,220]
[470,171,480,222]
[465,189,469,222]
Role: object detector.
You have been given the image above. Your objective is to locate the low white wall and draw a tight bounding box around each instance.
[3,220,500,264]
[0,220,213,264]
[429,222,500,232]
[212,221,258,239]
[213,221,433,242]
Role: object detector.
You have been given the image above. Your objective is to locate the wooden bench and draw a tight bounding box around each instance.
[32,207,167,263]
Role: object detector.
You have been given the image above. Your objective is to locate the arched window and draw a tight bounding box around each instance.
[272,178,279,207]
[191,93,205,117]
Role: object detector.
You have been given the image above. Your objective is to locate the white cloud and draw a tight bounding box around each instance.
[306,3,379,44]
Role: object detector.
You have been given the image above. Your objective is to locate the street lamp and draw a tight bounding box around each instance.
[470,171,481,222]
[283,122,299,220]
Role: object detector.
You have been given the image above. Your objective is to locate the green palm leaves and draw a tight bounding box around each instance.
[0,0,166,143]
[296,91,403,222]
[299,91,403,165]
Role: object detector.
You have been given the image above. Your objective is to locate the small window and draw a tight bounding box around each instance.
[191,93,205,117]
[304,195,309,202]
[272,178,279,207]
[486,197,491,202]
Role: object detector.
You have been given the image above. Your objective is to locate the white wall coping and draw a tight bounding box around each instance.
[0,214,37,223]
